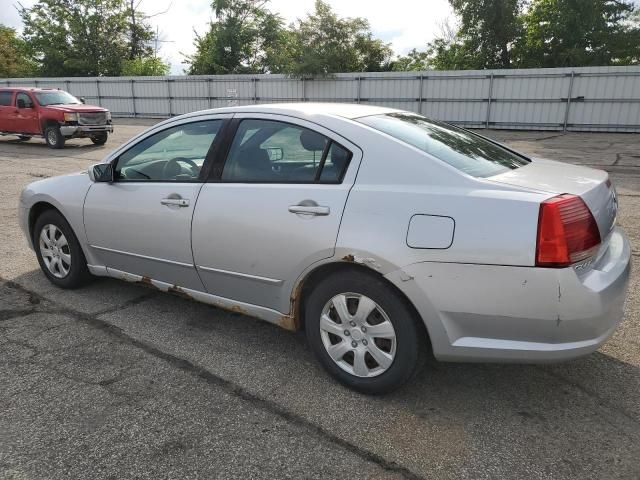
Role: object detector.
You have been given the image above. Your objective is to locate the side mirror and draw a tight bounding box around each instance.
[17,99,26,109]
[80,97,86,104]
[88,163,114,183]
[267,147,283,161]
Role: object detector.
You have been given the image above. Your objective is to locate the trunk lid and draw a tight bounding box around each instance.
[489,158,618,239]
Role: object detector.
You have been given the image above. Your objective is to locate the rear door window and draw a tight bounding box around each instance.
[0,91,13,106]
[357,113,529,177]
[221,119,351,183]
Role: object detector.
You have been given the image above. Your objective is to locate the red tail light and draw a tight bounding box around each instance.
[536,194,601,267]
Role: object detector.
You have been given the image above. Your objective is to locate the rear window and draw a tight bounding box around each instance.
[357,113,529,177]
[0,91,12,106]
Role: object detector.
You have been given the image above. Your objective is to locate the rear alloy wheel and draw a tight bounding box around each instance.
[34,210,91,288]
[305,270,424,394]
[44,125,65,149]
[90,133,108,145]
[17,135,32,141]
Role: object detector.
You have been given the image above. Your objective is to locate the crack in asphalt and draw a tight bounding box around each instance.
[0,278,427,480]
[530,133,567,142]
[0,309,37,321]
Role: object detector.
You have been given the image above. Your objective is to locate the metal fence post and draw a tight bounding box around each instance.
[485,73,494,129]
[356,76,361,103]
[167,78,172,117]
[301,77,306,102]
[563,71,575,132]
[96,79,102,107]
[207,78,213,109]
[130,80,137,117]
[418,74,424,114]
[253,77,258,104]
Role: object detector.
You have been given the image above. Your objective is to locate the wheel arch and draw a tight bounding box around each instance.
[292,261,430,346]
[28,202,89,264]
[41,118,59,135]
[28,201,61,244]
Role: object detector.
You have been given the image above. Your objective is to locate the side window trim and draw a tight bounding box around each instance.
[112,118,226,183]
[206,117,241,182]
[211,117,353,185]
[314,140,332,182]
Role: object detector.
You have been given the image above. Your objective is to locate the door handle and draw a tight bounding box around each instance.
[288,205,330,216]
[161,197,189,207]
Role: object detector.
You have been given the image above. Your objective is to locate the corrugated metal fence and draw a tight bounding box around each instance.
[3,66,640,132]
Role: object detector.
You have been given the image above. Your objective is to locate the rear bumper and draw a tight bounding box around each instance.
[386,227,631,363]
[60,124,113,137]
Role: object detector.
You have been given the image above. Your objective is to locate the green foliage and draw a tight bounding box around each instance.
[0,25,36,78]
[185,0,285,74]
[19,0,157,76]
[391,49,430,72]
[422,0,640,70]
[449,0,522,68]
[122,57,170,76]
[516,0,640,67]
[284,1,393,77]
[185,0,392,76]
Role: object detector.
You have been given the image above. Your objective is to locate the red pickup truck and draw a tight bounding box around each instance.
[0,87,113,149]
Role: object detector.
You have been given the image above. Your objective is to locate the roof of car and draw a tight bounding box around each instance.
[0,87,62,93]
[182,102,401,120]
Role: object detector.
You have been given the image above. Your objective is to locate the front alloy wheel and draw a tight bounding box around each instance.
[44,126,65,149]
[39,224,71,278]
[33,209,91,289]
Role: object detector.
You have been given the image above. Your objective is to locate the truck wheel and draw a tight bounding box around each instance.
[17,135,32,141]
[90,133,108,145]
[45,126,65,149]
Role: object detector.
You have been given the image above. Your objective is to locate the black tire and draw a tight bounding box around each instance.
[90,133,108,145]
[33,209,91,289]
[305,270,424,394]
[44,125,65,149]
[17,135,32,141]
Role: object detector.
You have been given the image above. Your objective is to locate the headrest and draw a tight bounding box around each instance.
[300,130,326,151]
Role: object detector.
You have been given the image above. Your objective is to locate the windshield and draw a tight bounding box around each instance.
[357,113,529,177]
[34,91,81,106]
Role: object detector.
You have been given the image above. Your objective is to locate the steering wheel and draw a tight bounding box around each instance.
[162,157,199,179]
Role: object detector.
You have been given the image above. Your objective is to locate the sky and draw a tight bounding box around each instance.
[0,0,454,74]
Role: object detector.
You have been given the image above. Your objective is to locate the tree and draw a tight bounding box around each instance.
[516,0,640,67]
[19,0,159,76]
[392,19,479,71]
[126,0,155,60]
[185,0,285,75]
[122,57,170,76]
[0,25,36,78]
[391,49,430,72]
[423,0,523,70]
[285,1,393,76]
[449,0,522,68]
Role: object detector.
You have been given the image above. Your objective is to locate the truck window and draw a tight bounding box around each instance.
[0,91,12,106]
[16,93,34,108]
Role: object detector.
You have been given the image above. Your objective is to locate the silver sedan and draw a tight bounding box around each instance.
[18,103,631,393]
